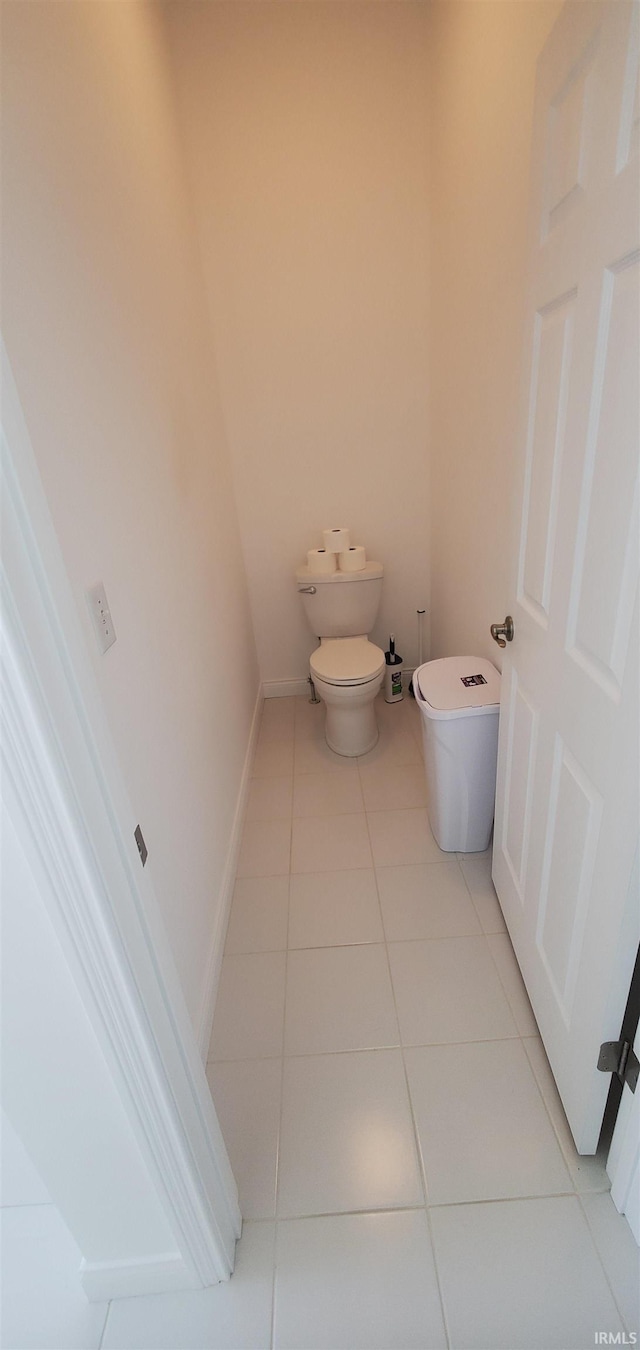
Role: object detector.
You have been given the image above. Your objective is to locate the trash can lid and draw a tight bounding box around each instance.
[416,657,500,712]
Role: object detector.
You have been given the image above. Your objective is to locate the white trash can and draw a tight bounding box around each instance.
[414,657,501,853]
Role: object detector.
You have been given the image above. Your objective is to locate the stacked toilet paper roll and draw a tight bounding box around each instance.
[338,546,367,572]
[307,548,336,574]
[323,527,351,553]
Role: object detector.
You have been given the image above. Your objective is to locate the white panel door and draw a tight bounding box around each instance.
[492,0,640,1153]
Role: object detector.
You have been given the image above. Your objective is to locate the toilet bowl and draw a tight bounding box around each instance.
[296,560,385,757]
[310,637,385,756]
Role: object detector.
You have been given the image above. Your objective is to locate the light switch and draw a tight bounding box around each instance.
[87,581,117,654]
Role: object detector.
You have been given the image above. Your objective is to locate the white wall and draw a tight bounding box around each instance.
[164,1,431,683]
[1,0,259,1027]
[428,0,562,665]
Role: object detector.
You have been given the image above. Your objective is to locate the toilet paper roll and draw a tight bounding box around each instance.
[307,548,337,575]
[338,545,367,572]
[323,527,351,553]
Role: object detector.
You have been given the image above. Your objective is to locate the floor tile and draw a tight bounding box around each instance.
[225,876,289,955]
[208,952,286,1061]
[236,820,291,878]
[294,697,324,738]
[376,862,481,941]
[388,936,518,1046]
[259,697,295,741]
[487,931,538,1035]
[244,777,293,823]
[367,808,445,868]
[460,852,506,932]
[581,1191,640,1332]
[293,768,363,817]
[375,693,420,731]
[206,1060,282,1219]
[277,1050,423,1217]
[357,727,423,768]
[1,1204,108,1350]
[430,1195,624,1349]
[284,945,398,1055]
[291,814,372,874]
[359,762,427,812]
[523,1037,611,1192]
[288,869,383,948]
[252,740,294,779]
[294,736,355,774]
[273,1210,446,1350]
[102,1221,275,1350]
[405,1039,571,1204]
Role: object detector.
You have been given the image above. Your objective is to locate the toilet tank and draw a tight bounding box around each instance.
[295,562,383,638]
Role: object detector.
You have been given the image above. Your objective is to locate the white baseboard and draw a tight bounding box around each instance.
[263,678,310,698]
[80,1251,200,1302]
[264,674,417,699]
[196,682,264,1060]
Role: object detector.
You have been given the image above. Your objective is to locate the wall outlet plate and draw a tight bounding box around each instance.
[87,582,116,654]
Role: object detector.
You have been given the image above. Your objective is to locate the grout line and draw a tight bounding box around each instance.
[227,879,497,951]
[269,1217,277,1350]
[209,1032,554,1069]
[472,929,522,1039]
[520,1037,582,1192]
[575,1191,637,1336]
[275,1203,428,1224]
[98,1300,112,1350]
[423,1204,452,1350]
[282,1193,591,1225]
[364,785,452,1349]
[483,927,539,1037]
[360,787,422,1191]
[427,1189,578,1211]
[457,855,495,935]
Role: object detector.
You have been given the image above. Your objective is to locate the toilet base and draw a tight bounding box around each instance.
[313,674,383,757]
[326,717,379,758]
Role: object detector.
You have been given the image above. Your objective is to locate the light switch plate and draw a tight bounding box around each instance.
[87,581,116,654]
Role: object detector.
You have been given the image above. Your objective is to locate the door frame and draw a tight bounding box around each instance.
[1,341,241,1300]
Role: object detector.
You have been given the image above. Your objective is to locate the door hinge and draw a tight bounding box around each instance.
[597,1039,639,1093]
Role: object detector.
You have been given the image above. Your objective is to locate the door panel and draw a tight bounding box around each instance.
[568,255,639,688]
[536,739,602,1022]
[519,295,574,622]
[501,671,539,907]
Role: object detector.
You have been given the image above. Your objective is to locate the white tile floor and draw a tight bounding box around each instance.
[6,694,639,1349]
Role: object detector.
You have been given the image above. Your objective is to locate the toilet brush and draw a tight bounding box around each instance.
[384,634,403,702]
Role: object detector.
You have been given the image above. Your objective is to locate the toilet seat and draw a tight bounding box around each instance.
[310,637,385,687]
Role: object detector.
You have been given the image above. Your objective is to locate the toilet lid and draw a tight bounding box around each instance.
[310,638,385,686]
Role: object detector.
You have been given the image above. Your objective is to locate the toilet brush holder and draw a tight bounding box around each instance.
[384,635,403,702]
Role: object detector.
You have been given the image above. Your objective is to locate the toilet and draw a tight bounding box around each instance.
[296,560,385,756]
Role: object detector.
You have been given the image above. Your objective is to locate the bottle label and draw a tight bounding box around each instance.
[391,671,402,695]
